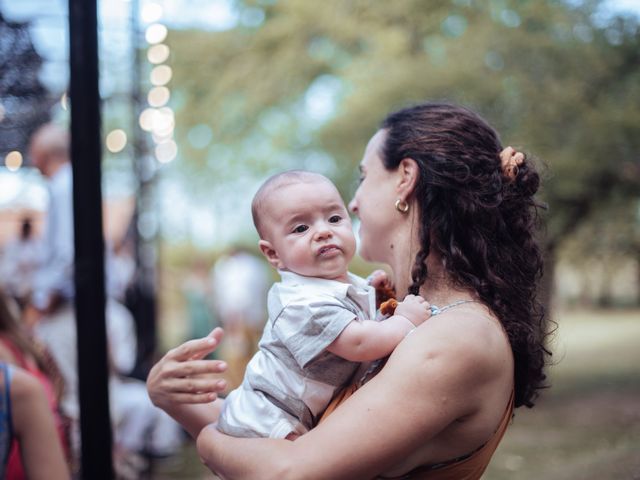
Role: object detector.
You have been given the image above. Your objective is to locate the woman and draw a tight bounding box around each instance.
[0,292,69,479]
[147,102,550,479]
[0,362,70,480]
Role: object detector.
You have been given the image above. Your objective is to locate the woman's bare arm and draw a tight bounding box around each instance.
[146,328,228,437]
[197,313,511,480]
[11,367,70,480]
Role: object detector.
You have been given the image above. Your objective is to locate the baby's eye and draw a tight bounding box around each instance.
[328,215,342,223]
[293,225,309,233]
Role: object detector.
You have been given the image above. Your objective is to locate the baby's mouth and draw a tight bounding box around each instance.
[317,244,340,256]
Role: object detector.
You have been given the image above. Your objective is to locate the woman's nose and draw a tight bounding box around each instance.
[348,197,357,214]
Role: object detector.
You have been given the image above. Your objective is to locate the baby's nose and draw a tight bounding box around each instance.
[314,224,332,239]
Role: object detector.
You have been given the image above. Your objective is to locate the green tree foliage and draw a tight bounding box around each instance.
[167,0,640,261]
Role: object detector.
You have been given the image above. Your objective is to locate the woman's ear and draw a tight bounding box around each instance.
[396,157,420,199]
[259,240,283,269]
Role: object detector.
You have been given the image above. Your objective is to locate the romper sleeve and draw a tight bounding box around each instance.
[272,295,356,369]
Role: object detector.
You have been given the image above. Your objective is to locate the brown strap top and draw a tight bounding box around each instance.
[319,387,515,480]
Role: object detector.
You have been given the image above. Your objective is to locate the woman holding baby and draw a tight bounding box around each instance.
[147,102,551,479]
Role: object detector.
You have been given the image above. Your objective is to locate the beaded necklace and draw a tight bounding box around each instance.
[429,299,477,316]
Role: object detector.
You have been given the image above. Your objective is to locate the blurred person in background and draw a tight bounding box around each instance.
[23,123,183,471]
[24,124,74,325]
[0,361,69,480]
[211,246,269,388]
[0,291,69,479]
[105,237,136,305]
[21,123,82,451]
[0,217,42,309]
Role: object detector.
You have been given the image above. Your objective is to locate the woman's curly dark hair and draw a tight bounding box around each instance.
[380,102,550,408]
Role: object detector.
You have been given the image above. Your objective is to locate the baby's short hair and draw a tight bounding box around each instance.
[251,170,332,238]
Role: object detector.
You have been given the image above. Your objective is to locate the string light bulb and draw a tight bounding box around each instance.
[106,129,128,153]
[145,23,168,44]
[5,151,23,171]
[147,44,170,64]
[150,65,172,86]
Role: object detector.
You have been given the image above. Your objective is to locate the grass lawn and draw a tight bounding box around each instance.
[484,308,640,480]
[152,308,640,479]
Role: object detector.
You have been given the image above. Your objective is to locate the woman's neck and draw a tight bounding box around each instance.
[384,212,477,305]
[386,227,416,299]
[419,276,477,307]
[390,244,477,306]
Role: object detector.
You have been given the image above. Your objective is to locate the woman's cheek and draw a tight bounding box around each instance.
[357,223,374,261]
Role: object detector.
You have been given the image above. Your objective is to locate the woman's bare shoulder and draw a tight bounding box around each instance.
[9,367,46,409]
[386,305,512,406]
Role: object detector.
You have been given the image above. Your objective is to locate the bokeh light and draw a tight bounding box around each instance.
[147,44,170,64]
[5,151,23,171]
[152,107,175,136]
[148,86,170,107]
[141,2,163,24]
[155,140,177,163]
[105,129,128,153]
[152,130,173,144]
[139,107,156,131]
[150,65,172,86]
[145,23,168,44]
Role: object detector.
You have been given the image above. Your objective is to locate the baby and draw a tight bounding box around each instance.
[216,170,431,439]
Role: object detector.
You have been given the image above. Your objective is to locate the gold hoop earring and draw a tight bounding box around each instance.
[395,199,409,214]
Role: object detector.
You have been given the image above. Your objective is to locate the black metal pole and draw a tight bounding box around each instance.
[68,0,114,478]
[130,0,158,381]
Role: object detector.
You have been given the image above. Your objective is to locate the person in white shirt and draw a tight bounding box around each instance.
[215,170,431,439]
[210,247,269,388]
[23,124,183,468]
[25,125,74,318]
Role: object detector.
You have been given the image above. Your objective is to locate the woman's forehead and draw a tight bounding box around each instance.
[361,130,386,168]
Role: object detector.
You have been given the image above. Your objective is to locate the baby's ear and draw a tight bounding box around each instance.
[259,240,282,269]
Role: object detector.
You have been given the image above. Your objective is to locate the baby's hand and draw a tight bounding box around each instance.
[367,269,391,289]
[394,295,431,327]
[369,269,396,308]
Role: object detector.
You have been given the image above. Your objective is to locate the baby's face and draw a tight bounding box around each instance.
[261,179,356,282]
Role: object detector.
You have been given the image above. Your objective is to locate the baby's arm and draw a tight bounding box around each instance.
[326,295,431,362]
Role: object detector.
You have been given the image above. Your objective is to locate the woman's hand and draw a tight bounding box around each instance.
[146,327,228,437]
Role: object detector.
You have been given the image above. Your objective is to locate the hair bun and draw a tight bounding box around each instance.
[511,157,540,197]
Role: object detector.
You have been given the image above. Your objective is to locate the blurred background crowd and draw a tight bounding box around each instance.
[0,0,639,478]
